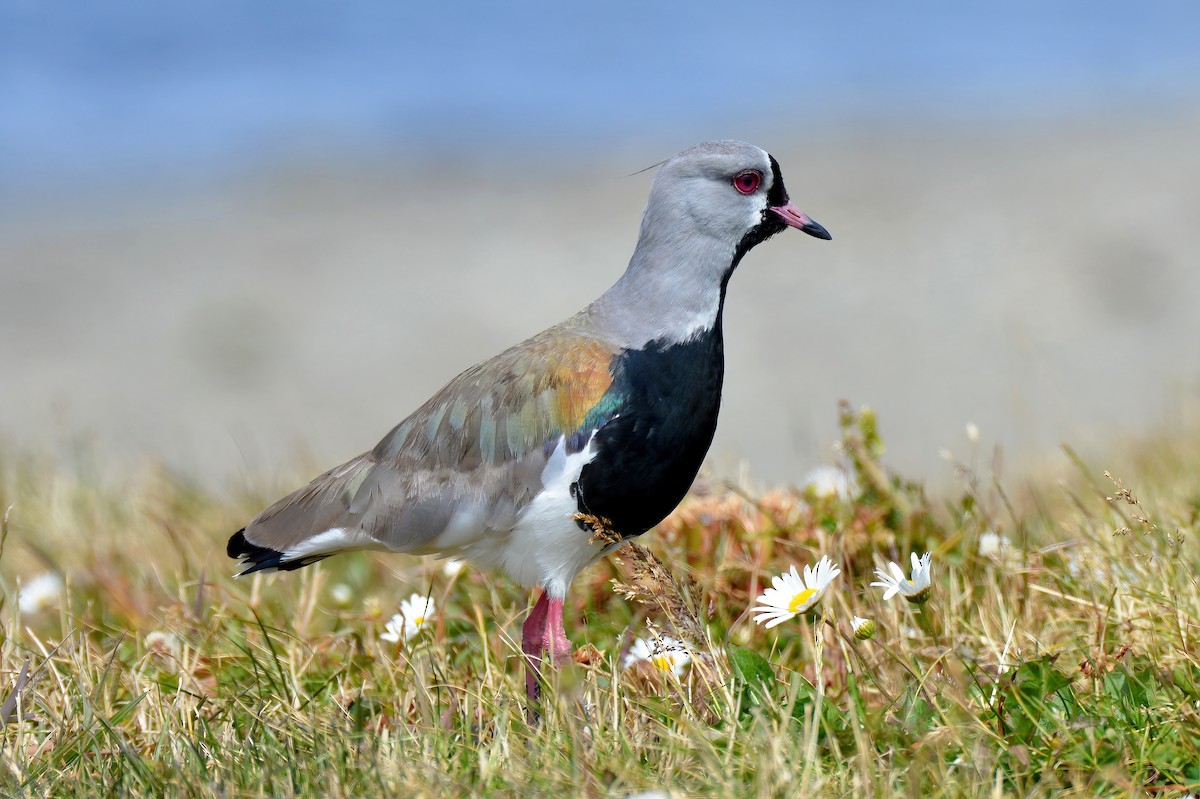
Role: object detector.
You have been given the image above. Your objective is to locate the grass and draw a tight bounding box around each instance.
[1,403,1199,797]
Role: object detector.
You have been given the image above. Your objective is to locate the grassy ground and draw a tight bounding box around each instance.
[1,404,1199,797]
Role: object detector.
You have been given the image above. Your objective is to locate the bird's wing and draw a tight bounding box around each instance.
[233,324,622,571]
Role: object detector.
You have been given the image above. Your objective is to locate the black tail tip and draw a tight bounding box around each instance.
[227,528,249,559]
[227,527,322,575]
[227,528,288,574]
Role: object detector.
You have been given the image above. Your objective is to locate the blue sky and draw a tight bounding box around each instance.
[3,2,1198,191]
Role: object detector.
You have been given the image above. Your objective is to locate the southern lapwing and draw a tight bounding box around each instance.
[227,140,830,698]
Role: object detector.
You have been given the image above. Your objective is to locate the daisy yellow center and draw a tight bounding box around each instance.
[651,655,674,673]
[413,616,425,626]
[788,587,818,613]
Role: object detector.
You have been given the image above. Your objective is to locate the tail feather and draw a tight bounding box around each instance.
[226,528,329,576]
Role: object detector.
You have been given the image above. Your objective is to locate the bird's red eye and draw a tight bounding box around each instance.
[733,170,762,194]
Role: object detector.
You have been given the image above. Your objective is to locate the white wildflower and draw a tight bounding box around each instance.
[751,555,841,628]
[801,466,855,500]
[144,631,182,659]
[851,616,876,640]
[380,592,436,643]
[870,552,933,603]
[622,635,690,677]
[328,583,353,607]
[18,572,63,614]
[442,559,465,577]
[978,531,1012,559]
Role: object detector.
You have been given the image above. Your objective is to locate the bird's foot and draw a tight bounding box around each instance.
[574,512,620,545]
[544,625,573,667]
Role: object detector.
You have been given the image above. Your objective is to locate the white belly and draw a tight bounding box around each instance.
[459,433,613,597]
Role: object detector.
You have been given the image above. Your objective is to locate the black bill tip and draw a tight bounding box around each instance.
[801,218,831,240]
[770,204,832,241]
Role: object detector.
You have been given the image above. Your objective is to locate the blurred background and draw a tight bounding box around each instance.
[2,2,1199,489]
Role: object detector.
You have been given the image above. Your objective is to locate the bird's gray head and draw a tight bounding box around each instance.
[639,140,831,267]
[593,140,829,346]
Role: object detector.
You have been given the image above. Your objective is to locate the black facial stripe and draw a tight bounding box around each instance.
[725,153,793,290]
[766,154,789,206]
[731,155,790,270]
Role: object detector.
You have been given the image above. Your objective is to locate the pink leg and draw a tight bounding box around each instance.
[521,591,574,700]
[541,596,573,666]
[522,592,551,699]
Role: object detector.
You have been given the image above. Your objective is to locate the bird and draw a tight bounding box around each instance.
[227,140,830,699]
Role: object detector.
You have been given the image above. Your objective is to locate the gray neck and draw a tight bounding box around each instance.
[586,225,735,349]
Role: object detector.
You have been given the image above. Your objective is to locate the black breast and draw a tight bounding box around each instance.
[573,325,724,538]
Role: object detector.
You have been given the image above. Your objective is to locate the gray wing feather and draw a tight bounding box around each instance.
[239,322,606,559]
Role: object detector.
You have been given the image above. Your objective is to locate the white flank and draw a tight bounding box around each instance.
[281,526,386,563]
[461,433,607,596]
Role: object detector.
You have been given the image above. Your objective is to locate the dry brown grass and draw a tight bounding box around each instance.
[1,406,1199,796]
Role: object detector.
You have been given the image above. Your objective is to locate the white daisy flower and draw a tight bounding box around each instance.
[18,572,63,614]
[328,583,353,607]
[144,631,182,659]
[442,559,465,577]
[751,555,842,628]
[870,552,933,603]
[851,616,876,640]
[977,531,1009,558]
[380,592,436,643]
[801,466,856,500]
[622,635,690,677]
